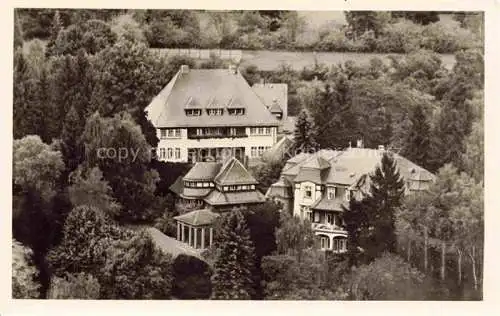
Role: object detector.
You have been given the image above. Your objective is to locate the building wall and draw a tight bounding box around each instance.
[156,127,277,162]
[293,181,323,219]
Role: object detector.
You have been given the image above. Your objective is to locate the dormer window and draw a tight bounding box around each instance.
[228,108,245,116]
[207,108,224,116]
[185,109,202,116]
[327,186,336,200]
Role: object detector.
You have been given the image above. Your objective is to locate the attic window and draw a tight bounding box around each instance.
[207,108,224,116]
[228,108,245,116]
[185,109,202,116]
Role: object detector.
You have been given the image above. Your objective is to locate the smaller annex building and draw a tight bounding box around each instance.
[170,157,265,250]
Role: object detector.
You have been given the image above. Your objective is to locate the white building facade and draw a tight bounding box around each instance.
[146,65,281,163]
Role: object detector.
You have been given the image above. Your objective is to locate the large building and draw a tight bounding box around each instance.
[170,157,266,250]
[145,65,284,163]
[266,144,435,253]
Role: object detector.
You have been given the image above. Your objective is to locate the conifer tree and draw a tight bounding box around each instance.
[46,10,63,57]
[61,106,84,172]
[13,50,41,139]
[342,198,370,266]
[430,104,467,173]
[365,152,405,260]
[211,209,256,300]
[14,10,23,50]
[50,55,77,137]
[294,109,318,152]
[401,104,431,170]
[311,80,356,149]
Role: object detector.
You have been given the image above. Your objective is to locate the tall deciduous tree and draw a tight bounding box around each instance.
[461,121,483,183]
[13,135,65,202]
[90,39,166,147]
[80,112,160,222]
[211,209,256,300]
[275,211,315,261]
[344,11,391,39]
[68,166,122,218]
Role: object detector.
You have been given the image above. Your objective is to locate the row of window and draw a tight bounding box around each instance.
[184,181,215,188]
[250,146,272,158]
[319,236,347,252]
[185,108,246,117]
[249,127,272,136]
[303,185,355,201]
[159,148,181,160]
[216,184,256,192]
[191,127,246,137]
[160,129,182,139]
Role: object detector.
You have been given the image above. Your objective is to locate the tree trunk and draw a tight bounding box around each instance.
[469,245,478,291]
[457,248,462,285]
[424,227,428,272]
[440,241,446,281]
[407,239,411,262]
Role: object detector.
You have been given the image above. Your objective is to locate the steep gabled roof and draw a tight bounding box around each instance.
[146,68,280,128]
[214,158,258,185]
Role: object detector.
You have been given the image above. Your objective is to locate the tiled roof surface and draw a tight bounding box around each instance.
[146,68,280,128]
[183,162,222,181]
[169,176,184,195]
[310,196,346,212]
[174,209,220,226]
[282,147,435,188]
[204,190,265,205]
[252,83,288,116]
[214,158,258,185]
[265,177,293,199]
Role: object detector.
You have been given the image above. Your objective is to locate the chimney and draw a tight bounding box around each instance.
[378,145,385,151]
[356,139,364,148]
[180,64,189,74]
[228,64,237,74]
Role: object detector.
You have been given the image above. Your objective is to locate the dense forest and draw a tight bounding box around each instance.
[13,9,483,300]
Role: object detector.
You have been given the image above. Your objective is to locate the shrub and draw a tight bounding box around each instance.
[154,212,178,237]
[100,230,174,299]
[48,272,100,299]
[376,21,422,53]
[51,19,117,56]
[421,20,477,53]
[172,254,212,299]
[348,252,430,300]
[12,239,41,299]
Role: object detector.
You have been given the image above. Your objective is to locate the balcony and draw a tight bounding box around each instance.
[187,128,248,140]
[311,222,347,235]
